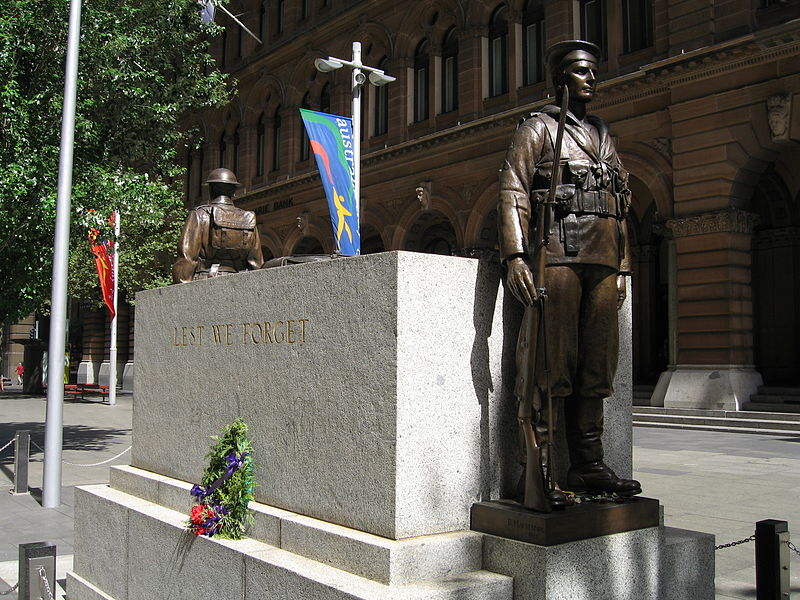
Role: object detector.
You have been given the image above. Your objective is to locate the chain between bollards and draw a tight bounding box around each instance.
[715,534,755,550]
[0,582,18,596]
[0,438,14,455]
[788,540,800,557]
[30,440,131,467]
[37,565,55,600]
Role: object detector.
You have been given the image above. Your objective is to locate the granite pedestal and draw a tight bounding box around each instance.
[68,252,713,599]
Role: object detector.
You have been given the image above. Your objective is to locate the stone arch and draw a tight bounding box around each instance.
[464,175,500,248]
[618,143,673,220]
[464,0,506,29]
[391,191,464,250]
[361,205,393,251]
[395,0,463,57]
[241,72,286,127]
[283,220,333,255]
[401,210,459,255]
[354,21,396,60]
[286,52,322,107]
[258,226,283,260]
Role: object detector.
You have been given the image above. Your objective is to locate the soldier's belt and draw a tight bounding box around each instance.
[532,186,624,256]
[533,186,622,219]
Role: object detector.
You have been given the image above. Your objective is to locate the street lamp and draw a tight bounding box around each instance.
[314,42,394,233]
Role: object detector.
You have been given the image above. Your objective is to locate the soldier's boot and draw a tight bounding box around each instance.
[564,398,642,497]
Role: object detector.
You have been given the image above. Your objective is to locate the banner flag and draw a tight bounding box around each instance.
[90,242,115,318]
[299,108,360,255]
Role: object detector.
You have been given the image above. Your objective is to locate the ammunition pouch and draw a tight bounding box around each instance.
[532,186,625,255]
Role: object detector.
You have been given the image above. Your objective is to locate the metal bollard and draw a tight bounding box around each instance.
[18,542,56,600]
[13,430,30,495]
[755,519,790,600]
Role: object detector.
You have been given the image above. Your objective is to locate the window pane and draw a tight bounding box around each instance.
[524,22,543,85]
[443,55,456,112]
[415,66,428,121]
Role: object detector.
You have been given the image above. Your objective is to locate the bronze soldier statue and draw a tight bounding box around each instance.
[498,40,641,512]
[173,168,264,283]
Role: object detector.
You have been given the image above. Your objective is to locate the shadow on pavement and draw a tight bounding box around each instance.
[0,422,132,465]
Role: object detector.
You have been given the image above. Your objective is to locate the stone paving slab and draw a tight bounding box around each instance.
[1,388,799,598]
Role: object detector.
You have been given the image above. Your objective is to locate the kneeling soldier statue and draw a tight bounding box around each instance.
[173,168,264,283]
[498,40,641,512]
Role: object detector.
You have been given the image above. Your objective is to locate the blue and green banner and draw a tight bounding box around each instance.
[299,109,359,255]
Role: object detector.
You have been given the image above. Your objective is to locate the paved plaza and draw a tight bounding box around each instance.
[0,388,797,599]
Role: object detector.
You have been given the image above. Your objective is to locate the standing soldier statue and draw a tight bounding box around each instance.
[173,168,264,283]
[498,40,641,512]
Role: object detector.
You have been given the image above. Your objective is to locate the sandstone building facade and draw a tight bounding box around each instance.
[7,0,799,409]
[181,0,800,410]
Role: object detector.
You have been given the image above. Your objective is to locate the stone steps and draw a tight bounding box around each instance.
[632,407,800,435]
[745,385,800,413]
[70,477,513,600]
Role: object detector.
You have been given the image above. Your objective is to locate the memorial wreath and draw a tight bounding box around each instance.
[186,418,256,539]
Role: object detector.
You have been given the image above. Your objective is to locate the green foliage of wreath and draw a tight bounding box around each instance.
[188,418,256,539]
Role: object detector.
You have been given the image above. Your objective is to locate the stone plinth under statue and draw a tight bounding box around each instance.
[68,252,713,599]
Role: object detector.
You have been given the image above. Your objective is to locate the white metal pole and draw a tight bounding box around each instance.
[43,0,82,509]
[351,41,361,253]
[108,209,120,406]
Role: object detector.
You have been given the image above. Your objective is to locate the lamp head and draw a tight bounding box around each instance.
[314,57,343,73]
[368,71,395,86]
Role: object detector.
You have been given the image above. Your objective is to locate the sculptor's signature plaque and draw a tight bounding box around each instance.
[172,319,309,347]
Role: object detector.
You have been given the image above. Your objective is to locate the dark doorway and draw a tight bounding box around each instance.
[752,165,800,385]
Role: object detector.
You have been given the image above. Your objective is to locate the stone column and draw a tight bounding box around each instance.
[662,208,762,409]
[77,306,105,384]
[122,304,135,392]
[456,28,486,121]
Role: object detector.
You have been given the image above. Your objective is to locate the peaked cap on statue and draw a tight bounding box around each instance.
[545,39,601,82]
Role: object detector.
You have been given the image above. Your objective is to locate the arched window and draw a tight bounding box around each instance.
[320,82,331,113]
[373,58,389,136]
[522,1,544,85]
[441,28,458,113]
[256,114,266,177]
[218,132,227,168]
[489,5,508,97]
[414,39,429,122]
[232,126,240,175]
[272,106,282,171]
[300,92,311,161]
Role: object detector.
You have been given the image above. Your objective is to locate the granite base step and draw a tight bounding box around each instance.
[68,483,511,600]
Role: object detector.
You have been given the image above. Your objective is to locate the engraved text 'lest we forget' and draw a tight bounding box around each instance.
[173,320,309,347]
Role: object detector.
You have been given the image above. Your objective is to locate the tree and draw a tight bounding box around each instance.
[0,0,231,325]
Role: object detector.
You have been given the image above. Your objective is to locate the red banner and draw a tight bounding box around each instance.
[91,243,115,318]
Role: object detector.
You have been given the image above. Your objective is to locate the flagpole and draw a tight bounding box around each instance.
[108,210,119,406]
[43,0,82,509]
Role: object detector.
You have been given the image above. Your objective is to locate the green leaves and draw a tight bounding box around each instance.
[0,0,231,325]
